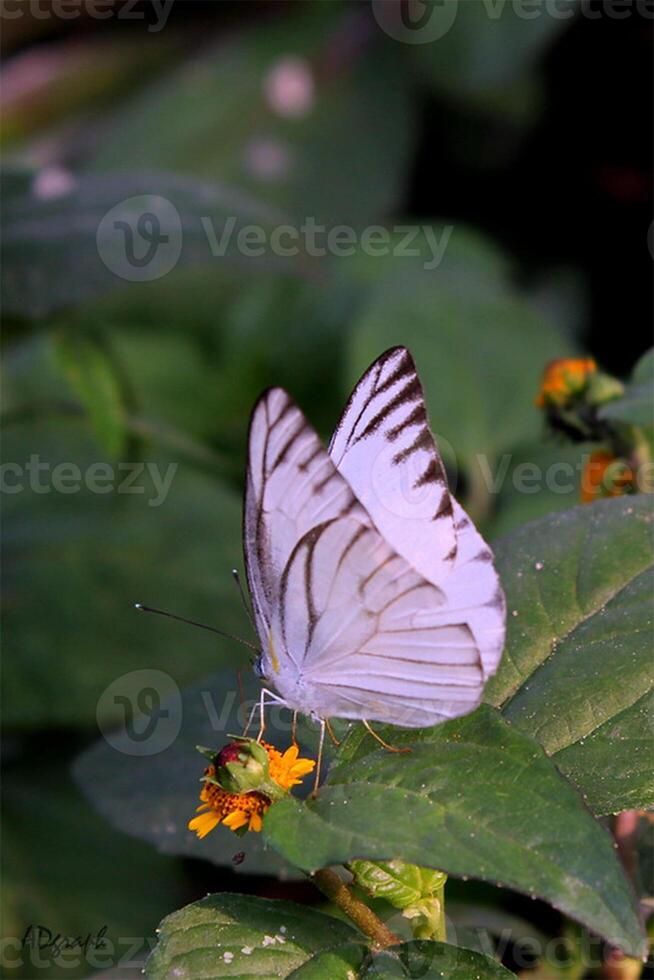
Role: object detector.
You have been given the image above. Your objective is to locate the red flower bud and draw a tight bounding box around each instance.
[215,741,245,768]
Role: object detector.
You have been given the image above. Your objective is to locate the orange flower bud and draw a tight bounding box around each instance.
[535,358,597,407]
[580,451,634,503]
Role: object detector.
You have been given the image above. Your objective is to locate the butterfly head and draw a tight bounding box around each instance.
[252,651,267,680]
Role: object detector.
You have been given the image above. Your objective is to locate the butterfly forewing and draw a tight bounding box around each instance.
[329,347,505,681]
[442,500,506,679]
[329,346,457,586]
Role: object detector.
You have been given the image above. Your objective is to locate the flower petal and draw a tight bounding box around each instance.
[188,811,221,839]
[290,759,316,778]
[282,745,300,765]
[223,810,249,831]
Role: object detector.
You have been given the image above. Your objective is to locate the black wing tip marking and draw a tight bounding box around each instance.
[378,345,415,368]
[387,403,427,442]
[330,347,416,451]
[357,376,422,445]
[413,458,439,489]
[433,493,453,521]
[392,424,432,464]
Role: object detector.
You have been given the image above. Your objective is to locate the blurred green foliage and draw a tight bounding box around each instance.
[1,2,650,977]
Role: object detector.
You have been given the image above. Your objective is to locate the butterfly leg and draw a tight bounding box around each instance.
[362,719,411,754]
[242,688,286,739]
[291,710,299,748]
[310,718,326,798]
[256,686,268,741]
[242,693,262,737]
[325,718,341,747]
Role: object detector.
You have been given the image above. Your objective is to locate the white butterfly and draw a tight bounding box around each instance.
[243,347,505,739]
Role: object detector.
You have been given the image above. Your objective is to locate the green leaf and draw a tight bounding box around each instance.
[53,329,127,457]
[597,385,653,426]
[287,945,367,978]
[552,691,654,817]
[88,8,414,228]
[99,274,351,452]
[358,942,516,978]
[349,860,446,912]
[145,894,515,979]
[2,34,172,145]
[598,347,654,426]
[144,894,361,979]
[2,414,246,728]
[1,171,295,319]
[350,861,447,941]
[407,0,576,107]
[485,441,592,540]
[264,706,646,959]
[632,348,654,384]
[488,495,654,815]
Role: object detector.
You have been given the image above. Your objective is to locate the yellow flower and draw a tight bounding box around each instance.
[267,742,316,791]
[188,741,315,839]
[188,767,269,837]
[580,450,634,503]
[535,357,597,407]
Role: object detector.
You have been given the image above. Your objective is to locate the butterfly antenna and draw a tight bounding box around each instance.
[231,568,256,633]
[235,666,247,719]
[134,603,258,652]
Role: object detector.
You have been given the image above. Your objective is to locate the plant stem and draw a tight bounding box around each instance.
[432,876,447,942]
[311,867,400,950]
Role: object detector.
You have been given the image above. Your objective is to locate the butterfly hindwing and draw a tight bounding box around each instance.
[270,515,484,727]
